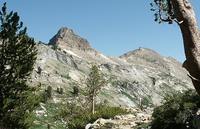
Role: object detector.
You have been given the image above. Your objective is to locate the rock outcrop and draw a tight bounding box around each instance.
[86,108,152,129]
[49,27,92,51]
[31,27,193,108]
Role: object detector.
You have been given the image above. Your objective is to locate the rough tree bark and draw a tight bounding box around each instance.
[152,0,200,94]
[92,95,95,114]
[167,0,200,95]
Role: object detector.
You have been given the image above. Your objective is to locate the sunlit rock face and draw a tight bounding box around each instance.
[49,27,92,51]
[31,27,193,108]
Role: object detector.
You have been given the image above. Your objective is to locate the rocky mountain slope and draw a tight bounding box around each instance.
[31,27,193,108]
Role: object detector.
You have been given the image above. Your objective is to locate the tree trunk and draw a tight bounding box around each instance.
[171,0,200,95]
[92,95,95,114]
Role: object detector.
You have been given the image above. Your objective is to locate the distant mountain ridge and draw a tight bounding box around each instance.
[31,27,193,108]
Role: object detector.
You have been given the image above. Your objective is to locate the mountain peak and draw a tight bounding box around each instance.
[119,47,166,65]
[120,47,160,58]
[49,27,92,51]
[57,27,74,36]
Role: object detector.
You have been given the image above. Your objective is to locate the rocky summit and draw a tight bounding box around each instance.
[49,27,92,51]
[31,27,193,108]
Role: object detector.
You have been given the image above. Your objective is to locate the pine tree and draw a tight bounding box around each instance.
[86,65,106,114]
[151,0,200,95]
[0,3,39,129]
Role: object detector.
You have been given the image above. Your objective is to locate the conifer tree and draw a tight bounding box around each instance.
[0,3,38,129]
[86,65,106,114]
[151,0,200,95]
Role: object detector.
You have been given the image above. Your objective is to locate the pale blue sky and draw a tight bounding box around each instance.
[3,0,200,62]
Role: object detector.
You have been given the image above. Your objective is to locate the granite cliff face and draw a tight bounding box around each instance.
[49,27,92,51]
[31,27,193,108]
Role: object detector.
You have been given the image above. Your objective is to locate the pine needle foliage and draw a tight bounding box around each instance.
[0,3,39,129]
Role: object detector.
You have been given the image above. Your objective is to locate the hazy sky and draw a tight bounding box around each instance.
[3,0,200,62]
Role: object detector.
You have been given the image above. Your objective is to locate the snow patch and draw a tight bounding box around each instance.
[100,53,110,60]
[100,53,118,65]
[63,49,82,58]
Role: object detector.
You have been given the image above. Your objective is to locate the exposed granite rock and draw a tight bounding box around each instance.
[31,27,193,108]
[86,108,152,129]
[49,27,92,51]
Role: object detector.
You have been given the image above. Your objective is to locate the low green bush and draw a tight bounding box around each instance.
[56,104,127,129]
[56,87,64,94]
[68,106,127,129]
[39,86,53,103]
[151,90,200,129]
[94,105,127,119]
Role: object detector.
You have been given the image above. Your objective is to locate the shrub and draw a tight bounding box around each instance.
[40,90,48,103]
[72,86,79,96]
[151,90,200,129]
[40,86,53,103]
[55,104,127,129]
[57,87,64,94]
[94,105,127,119]
[67,106,127,129]
[46,86,52,98]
